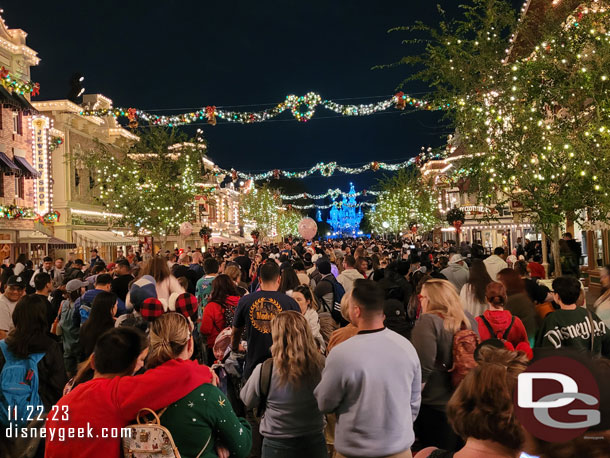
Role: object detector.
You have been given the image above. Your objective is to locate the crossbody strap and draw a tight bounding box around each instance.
[195,434,212,458]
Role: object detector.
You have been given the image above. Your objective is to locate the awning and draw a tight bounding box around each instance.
[13,156,39,178]
[210,235,233,244]
[73,230,139,247]
[18,231,76,249]
[0,152,19,173]
[12,93,37,114]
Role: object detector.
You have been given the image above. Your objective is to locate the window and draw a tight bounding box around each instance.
[18,176,24,199]
[12,112,22,135]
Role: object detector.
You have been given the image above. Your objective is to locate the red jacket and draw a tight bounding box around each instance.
[45,359,213,458]
[200,295,240,347]
[475,309,533,358]
[528,262,546,279]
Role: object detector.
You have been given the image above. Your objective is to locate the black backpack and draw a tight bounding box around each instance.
[479,315,515,345]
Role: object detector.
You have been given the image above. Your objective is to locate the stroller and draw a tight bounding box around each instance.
[211,328,247,417]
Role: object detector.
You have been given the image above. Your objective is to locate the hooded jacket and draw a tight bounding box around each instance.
[440,263,469,292]
[337,268,364,293]
[476,309,532,357]
[201,295,241,346]
[483,255,508,281]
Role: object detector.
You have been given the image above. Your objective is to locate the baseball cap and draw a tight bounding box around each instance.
[6,275,25,288]
[66,279,88,293]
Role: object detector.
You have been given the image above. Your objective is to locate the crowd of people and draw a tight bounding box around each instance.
[0,236,608,458]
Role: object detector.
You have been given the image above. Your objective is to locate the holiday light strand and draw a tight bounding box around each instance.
[0,67,40,96]
[79,91,440,127]
[290,202,376,210]
[279,188,381,201]
[216,149,444,181]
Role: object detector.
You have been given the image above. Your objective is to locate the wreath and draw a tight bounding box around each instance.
[446,207,465,233]
[199,226,212,238]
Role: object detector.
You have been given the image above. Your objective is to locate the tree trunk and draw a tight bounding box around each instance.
[550,224,563,278]
[541,232,549,275]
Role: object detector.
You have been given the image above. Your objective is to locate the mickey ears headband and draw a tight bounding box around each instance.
[140,293,198,322]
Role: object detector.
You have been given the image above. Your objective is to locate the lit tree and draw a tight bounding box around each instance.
[277,208,303,238]
[77,128,205,237]
[369,169,440,235]
[391,0,610,274]
[239,185,281,239]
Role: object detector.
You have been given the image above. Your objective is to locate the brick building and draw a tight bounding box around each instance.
[0,11,48,263]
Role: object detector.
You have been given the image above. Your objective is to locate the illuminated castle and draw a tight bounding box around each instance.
[327,183,363,235]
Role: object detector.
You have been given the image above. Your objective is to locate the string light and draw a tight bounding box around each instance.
[79,91,439,127]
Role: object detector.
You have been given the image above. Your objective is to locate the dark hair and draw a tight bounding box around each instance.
[485,282,507,308]
[34,272,52,291]
[95,273,113,286]
[493,247,505,256]
[15,254,27,265]
[563,232,573,239]
[209,274,238,306]
[56,257,64,262]
[533,254,542,263]
[497,268,525,295]
[91,263,106,275]
[92,327,148,375]
[279,267,300,293]
[352,279,385,314]
[344,255,357,268]
[73,259,84,266]
[43,256,53,263]
[260,262,281,283]
[514,260,528,277]
[25,260,33,269]
[116,259,130,269]
[293,284,317,310]
[552,276,582,305]
[467,259,492,304]
[203,257,219,275]
[80,291,118,358]
[141,257,170,283]
[293,260,305,271]
[6,296,50,358]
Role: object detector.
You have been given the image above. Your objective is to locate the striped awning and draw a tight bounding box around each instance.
[13,156,39,178]
[18,231,76,249]
[0,152,19,173]
[73,230,139,247]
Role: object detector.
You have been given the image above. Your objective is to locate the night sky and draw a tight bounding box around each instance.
[8,0,521,212]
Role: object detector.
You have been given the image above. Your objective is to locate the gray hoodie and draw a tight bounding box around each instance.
[440,263,469,292]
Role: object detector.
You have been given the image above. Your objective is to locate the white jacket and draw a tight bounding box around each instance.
[483,255,508,281]
[337,268,364,293]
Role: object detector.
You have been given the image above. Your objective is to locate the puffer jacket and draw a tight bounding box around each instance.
[200,295,241,346]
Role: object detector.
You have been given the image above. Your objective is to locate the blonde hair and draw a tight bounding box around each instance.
[340,290,352,322]
[147,313,192,369]
[422,279,470,333]
[270,311,324,388]
[224,265,241,284]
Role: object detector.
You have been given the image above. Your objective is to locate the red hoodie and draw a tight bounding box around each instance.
[200,295,241,346]
[475,309,533,358]
[45,359,213,458]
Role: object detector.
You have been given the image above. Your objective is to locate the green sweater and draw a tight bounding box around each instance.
[535,307,610,357]
[161,383,251,458]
